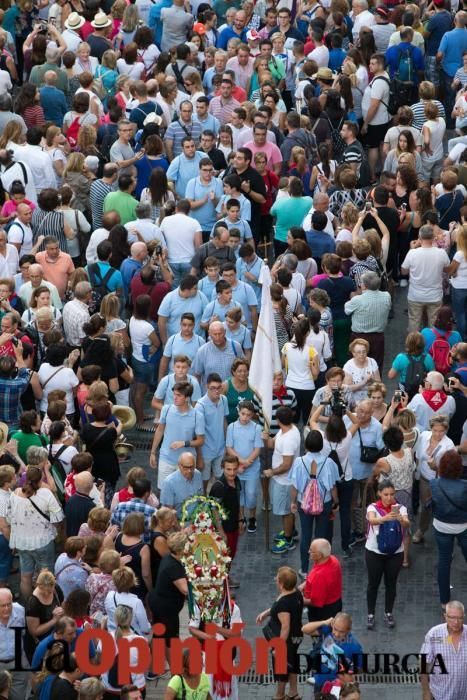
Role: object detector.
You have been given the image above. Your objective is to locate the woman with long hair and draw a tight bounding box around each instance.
[271,283,294,352]
[57,185,91,266]
[310,142,337,194]
[94,50,118,108]
[140,168,175,224]
[383,130,424,182]
[288,146,312,195]
[305,308,332,387]
[0,121,25,151]
[183,70,205,107]
[344,48,369,92]
[129,294,160,429]
[334,73,356,121]
[282,316,320,424]
[43,126,70,188]
[114,74,132,118]
[358,28,376,68]
[102,604,147,695]
[115,4,139,47]
[134,26,161,76]
[342,60,363,122]
[81,313,119,395]
[421,101,446,184]
[217,125,234,161]
[115,512,152,599]
[14,82,45,129]
[63,152,93,218]
[108,224,130,269]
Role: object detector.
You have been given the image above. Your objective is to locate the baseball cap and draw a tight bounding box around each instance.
[375,6,389,18]
[193,22,206,34]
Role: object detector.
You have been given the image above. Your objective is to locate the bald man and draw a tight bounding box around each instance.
[120,241,148,300]
[0,588,29,700]
[192,320,244,391]
[64,471,99,537]
[159,452,203,517]
[301,539,343,622]
[18,263,62,309]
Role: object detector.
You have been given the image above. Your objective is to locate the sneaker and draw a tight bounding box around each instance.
[341,548,352,559]
[247,517,257,533]
[306,676,316,685]
[273,528,299,543]
[261,502,271,511]
[271,538,295,554]
[298,569,308,578]
[412,530,424,544]
[399,279,408,287]
[384,612,395,628]
[367,614,375,630]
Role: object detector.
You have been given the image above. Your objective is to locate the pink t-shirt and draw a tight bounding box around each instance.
[244,140,283,170]
[311,272,343,287]
[1,198,35,217]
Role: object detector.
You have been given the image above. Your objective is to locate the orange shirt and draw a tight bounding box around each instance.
[35,251,75,299]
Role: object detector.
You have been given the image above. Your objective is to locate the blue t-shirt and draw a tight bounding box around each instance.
[159,404,205,465]
[226,419,263,479]
[236,255,263,306]
[328,48,347,72]
[163,331,206,370]
[439,27,467,76]
[391,352,435,384]
[196,394,229,459]
[288,452,340,503]
[185,176,224,231]
[218,26,247,50]
[158,288,208,337]
[426,10,453,56]
[313,626,363,689]
[198,275,219,301]
[202,299,243,324]
[154,372,202,405]
[31,629,97,671]
[385,42,425,82]
[223,280,258,330]
[86,261,123,293]
[306,230,336,260]
[421,327,462,352]
[224,322,252,352]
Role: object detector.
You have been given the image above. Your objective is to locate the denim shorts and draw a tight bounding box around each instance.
[270,479,291,516]
[131,357,155,384]
[0,533,12,579]
[239,477,259,509]
[18,540,55,574]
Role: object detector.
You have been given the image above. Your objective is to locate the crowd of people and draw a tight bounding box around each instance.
[0,0,466,698]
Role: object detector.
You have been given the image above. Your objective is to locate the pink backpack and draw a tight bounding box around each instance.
[301,459,324,515]
[429,329,452,375]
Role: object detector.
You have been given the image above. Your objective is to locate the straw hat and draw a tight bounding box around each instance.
[91,12,112,29]
[64,12,85,30]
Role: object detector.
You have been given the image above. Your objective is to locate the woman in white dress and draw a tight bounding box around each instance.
[343,338,381,403]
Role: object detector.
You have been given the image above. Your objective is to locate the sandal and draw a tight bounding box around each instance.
[402,561,410,568]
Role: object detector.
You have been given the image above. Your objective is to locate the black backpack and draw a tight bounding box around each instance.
[404,354,427,398]
[327,115,347,161]
[49,445,67,505]
[375,258,389,292]
[99,124,119,162]
[107,645,123,690]
[88,263,115,314]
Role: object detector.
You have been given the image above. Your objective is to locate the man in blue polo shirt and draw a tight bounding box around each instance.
[195,372,229,487]
[120,241,148,301]
[220,263,258,331]
[158,275,208,343]
[305,211,336,269]
[159,452,204,517]
[438,11,467,128]
[150,381,205,489]
[31,616,97,671]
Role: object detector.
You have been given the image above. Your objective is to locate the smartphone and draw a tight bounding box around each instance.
[95,478,104,487]
[448,378,456,388]
[401,203,407,211]
[365,201,372,211]
[394,390,402,402]
[391,505,400,513]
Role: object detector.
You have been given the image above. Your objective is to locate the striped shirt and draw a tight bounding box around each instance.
[208,95,241,126]
[410,99,446,131]
[349,256,380,289]
[90,179,113,230]
[421,623,467,700]
[344,290,392,333]
[31,209,69,253]
[165,119,203,158]
[253,388,297,436]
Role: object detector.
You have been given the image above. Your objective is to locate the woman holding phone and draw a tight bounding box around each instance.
[365,480,409,631]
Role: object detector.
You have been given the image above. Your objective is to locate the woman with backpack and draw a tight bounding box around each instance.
[289,430,340,576]
[388,331,435,399]
[420,306,462,362]
[365,479,409,630]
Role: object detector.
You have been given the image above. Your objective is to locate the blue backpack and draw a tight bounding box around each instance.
[395,45,415,83]
[374,505,404,555]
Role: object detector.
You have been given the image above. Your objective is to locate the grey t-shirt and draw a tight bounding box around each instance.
[110,140,135,175]
[160,6,193,53]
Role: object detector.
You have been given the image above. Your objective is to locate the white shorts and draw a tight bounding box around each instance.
[157,458,177,490]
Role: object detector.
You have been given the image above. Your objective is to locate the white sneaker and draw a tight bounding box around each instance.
[399,279,408,287]
[306,676,316,685]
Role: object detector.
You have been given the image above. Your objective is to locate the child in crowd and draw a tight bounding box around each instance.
[152,354,201,414]
[226,400,263,534]
[201,280,242,329]
[224,307,252,360]
[198,256,220,300]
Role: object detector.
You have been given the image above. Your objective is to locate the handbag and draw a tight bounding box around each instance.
[262,618,281,641]
[358,429,382,464]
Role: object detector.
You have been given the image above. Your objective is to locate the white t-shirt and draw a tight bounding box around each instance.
[307,45,329,68]
[416,431,455,481]
[272,425,301,485]
[401,247,450,302]
[451,250,467,289]
[322,432,353,481]
[306,329,332,372]
[160,213,201,264]
[365,503,408,554]
[49,443,79,474]
[7,220,33,257]
[116,59,145,80]
[129,317,154,362]
[343,357,379,403]
[448,141,467,164]
[282,342,317,391]
[86,228,109,264]
[38,364,79,414]
[362,73,390,126]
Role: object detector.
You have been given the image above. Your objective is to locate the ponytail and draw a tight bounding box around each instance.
[22,466,42,497]
[292,317,310,350]
[307,308,321,335]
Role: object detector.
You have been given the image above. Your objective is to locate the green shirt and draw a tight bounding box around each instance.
[167,673,211,699]
[103,191,138,225]
[271,195,313,242]
[11,431,49,464]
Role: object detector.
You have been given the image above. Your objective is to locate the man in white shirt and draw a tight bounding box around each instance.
[62,11,85,51]
[19,263,63,310]
[307,29,329,67]
[0,589,29,700]
[85,211,120,265]
[12,129,56,195]
[0,150,36,204]
[408,371,456,432]
[7,203,34,257]
[351,0,375,41]
[401,225,451,332]
[0,230,18,277]
[125,202,166,245]
[361,54,391,183]
[160,199,202,288]
[263,406,301,555]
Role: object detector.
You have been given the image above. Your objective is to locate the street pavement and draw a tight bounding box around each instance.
[125,287,466,699]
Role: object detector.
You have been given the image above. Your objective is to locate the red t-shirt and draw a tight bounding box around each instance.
[304,555,342,607]
[260,169,279,215]
[130,275,171,320]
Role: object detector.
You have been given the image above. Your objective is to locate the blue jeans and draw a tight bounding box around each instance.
[298,501,332,573]
[170,262,191,289]
[451,286,467,340]
[434,527,467,604]
[0,533,12,581]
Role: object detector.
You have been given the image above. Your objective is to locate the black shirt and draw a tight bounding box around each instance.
[204,147,227,172]
[270,590,304,642]
[50,677,79,700]
[88,34,112,62]
[226,165,267,234]
[65,492,95,537]
[191,240,236,274]
[210,475,241,532]
[149,554,186,616]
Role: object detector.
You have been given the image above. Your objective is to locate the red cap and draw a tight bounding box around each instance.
[375,6,389,18]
